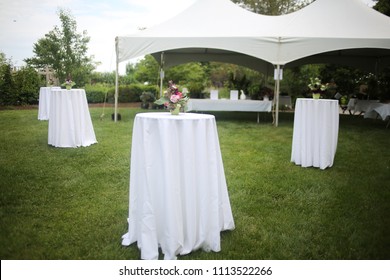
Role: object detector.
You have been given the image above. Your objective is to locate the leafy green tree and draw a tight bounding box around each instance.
[373,0,390,16]
[231,0,312,15]
[133,55,160,84]
[13,67,43,104]
[320,65,364,97]
[25,8,97,86]
[0,61,15,105]
[165,63,207,97]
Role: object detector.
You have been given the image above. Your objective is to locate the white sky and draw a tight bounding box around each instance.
[0,0,376,74]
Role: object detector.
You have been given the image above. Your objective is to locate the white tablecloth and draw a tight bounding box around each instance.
[364,103,390,120]
[122,112,235,260]
[48,89,97,148]
[347,99,380,114]
[37,87,61,120]
[291,99,339,170]
[187,99,272,112]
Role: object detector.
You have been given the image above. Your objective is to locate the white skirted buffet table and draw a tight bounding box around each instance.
[187,99,272,112]
[363,103,390,120]
[291,98,339,170]
[48,88,97,148]
[38,86,61,120]
[122,112,235,260]
[186,99,273,123]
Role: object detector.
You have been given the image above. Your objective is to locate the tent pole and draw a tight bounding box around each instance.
[114,37,119,122]
[160,69,164,99]
[275,65,281,127]
[160,52,164,98]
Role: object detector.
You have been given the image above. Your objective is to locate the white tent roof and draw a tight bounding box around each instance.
[116,0,390,71]
[114,0,390,125]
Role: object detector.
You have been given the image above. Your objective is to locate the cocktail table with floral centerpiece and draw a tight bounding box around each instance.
[48,88,97,148]
[291,98,339,170]
[38,86,61,120]
[121,112,235,259]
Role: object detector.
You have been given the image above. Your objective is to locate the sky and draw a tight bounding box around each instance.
[0,0,376,74]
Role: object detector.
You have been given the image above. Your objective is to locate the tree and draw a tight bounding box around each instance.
[373,0,390,17]
[231,0,312,15]
[165,63,207,97]
[25,8,97,86]
[13,67,43,104]
[132,55,160,84]
[0,58,15,105]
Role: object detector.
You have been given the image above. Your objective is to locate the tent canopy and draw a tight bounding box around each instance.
[114,0,390,124]
[116,0,390,71]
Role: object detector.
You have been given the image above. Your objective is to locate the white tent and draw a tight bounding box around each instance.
[115,0,390,125]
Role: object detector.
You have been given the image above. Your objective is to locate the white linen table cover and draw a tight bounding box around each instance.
[348,99,380,114]
[122,112,235,260]
[187,99,272,112]
[354,100,380,113]
[38,86,60,120]
[364,103,390,120]
[48,89,97,148]
[291,99,339,170]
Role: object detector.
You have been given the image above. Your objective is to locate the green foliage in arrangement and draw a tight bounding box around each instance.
[0,108,389,260]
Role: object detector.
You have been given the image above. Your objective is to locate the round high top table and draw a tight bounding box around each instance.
[291,98,339,170]
[37,86,61,120]
[121,112,235,260]
[48,89,97,148]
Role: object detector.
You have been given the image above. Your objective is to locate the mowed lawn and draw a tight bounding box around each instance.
[0,106,389,260]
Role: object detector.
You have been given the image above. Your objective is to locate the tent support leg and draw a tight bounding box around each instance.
[275,65,281,127]
[114,60,118,122]
[114,37,119,123]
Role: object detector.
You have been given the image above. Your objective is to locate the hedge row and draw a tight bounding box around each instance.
[85,84,159,104]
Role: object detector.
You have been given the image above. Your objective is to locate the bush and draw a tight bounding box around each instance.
[0,65,42,105]
[85,83,112,103]
[0,63,14,105]
[13,67,43,105]
[107,84,158,103]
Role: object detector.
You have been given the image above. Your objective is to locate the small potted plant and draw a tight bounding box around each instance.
[140,91,156,109]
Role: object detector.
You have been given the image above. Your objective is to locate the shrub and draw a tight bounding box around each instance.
[0,65,42,105]
[107,84,158,103]
[13,67,43,105]
[0,63,14,105]
[84,83,112,103]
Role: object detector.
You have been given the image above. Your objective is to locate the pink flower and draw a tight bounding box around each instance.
[170,94,181,103]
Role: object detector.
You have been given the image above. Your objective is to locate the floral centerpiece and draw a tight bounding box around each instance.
[154,80,189,115]
[62,78,76,90]
[308,77,327,99]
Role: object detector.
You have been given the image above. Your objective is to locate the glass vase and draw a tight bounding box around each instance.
[312,93,320,99]
[170,106,180,115]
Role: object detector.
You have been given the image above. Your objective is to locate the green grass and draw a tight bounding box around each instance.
[0,107,389,260]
